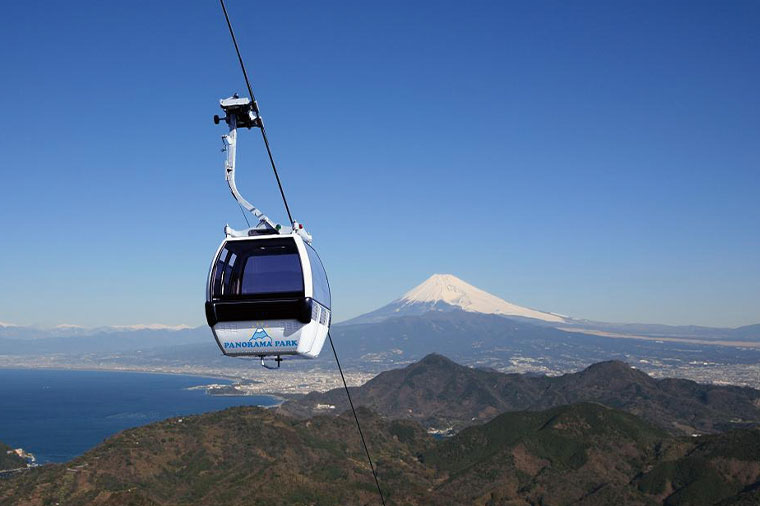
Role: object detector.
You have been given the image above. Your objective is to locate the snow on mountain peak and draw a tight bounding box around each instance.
[108,324,193,331]
[400,274,565,323]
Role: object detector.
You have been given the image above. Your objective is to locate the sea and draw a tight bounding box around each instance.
[0,368,279,464]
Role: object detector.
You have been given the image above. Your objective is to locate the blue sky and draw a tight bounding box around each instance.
[1,0,758,328]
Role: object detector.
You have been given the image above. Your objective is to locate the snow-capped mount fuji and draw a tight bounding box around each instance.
[345,274,566,325]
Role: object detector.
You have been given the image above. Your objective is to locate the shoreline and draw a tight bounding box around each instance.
[0,364,241,384]
[0,365,294,401]
[0,368,287,466]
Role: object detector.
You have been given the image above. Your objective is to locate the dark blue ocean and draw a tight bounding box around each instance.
[0,368,278,464]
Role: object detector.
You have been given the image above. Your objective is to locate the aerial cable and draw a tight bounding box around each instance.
[216,4,384,504]
[328,331,387,505]
[237,202,251,228]
[219,0,295,226]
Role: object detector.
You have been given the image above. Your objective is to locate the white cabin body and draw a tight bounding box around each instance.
[205,233,331,360]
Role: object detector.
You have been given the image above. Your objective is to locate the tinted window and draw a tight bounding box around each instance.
[306,244,331,308]
[242,253,302,294]
[212,248,228,296]
[211,238,304,299]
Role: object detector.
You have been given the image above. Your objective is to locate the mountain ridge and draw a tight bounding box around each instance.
[280,353,760,434]
[344,273,566,325]
[3,400,759,505]
[340,274,759,341]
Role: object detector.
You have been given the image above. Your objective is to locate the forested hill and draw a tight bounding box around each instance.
[3,354,760,504]
[280,353,760,434]
[2,404,760,505]
[0,441,25,470]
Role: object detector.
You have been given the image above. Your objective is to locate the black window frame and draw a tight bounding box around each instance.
[305,243,331,309]
[210,237,305,301]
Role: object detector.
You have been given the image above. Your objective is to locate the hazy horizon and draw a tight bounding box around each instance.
[1,272,758,330]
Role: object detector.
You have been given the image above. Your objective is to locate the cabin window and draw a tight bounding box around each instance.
[212,248,229,296]
[211,238,304,299]
[306,244,331,308]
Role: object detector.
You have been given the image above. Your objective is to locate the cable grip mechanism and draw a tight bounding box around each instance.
[214,94,312,243]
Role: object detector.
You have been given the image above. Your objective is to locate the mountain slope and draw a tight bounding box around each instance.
[0,407,437,505]
[281,353,549,426]
[428,404,760,506]
[346,273,565,324]
[729,323,760,340]
[343,274,760,345]
[331,308,618,366]
[427,402,668,505]
[3,403,759,505]
[0,441,26,470]
[635,428,760,506]
[280,354,760,434]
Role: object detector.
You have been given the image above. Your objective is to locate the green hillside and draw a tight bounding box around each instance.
[0,407,438,505]
[636,429,760,506]
[2,404,759,505]
[0,441,26,471]
[280,354,760,435]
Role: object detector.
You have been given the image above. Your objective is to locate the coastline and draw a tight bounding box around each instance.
[0,357,377,396]
[0,368,285,465]
[0,365,293,402]
[0,364,241,384]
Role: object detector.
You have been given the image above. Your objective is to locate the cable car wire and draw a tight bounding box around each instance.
[219,0,295,226]
[216,4,385,504]
[238,202,251,228]
[328,331,387,505]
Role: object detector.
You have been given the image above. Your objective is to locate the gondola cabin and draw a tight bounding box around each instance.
[205,233,331,360]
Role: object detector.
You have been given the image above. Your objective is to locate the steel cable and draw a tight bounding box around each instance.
[217,3,385,503]
[328,331,387,505]
[220,0,295,226]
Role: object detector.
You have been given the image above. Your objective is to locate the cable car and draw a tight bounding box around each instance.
[205,95,331,366]
[205,231,331,363]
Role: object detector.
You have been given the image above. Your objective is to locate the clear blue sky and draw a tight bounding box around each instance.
[1,1,758,328]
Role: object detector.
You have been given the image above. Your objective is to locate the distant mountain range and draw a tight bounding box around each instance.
[0,323,196,340]
[345,273,759,340]
[0,326,208,355]
[348,273,566,324]
[3,273,756,342]
[3,355,760,505]
[324,275,760,382]
[281,353,760,435]
[0,274,758,388]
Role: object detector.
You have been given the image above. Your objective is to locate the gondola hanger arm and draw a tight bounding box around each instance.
[216,95,313,243]
[218,95,276,231]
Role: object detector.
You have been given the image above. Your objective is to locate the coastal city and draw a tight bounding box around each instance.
[1,345,758,397]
